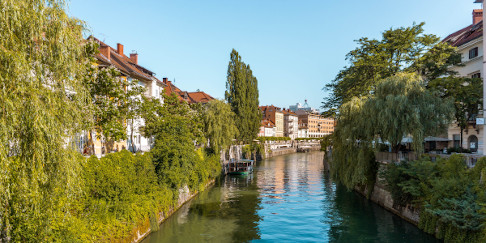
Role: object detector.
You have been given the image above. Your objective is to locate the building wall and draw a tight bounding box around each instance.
[258,126,265,137]
[284,114,298,140]
[265,127,276,137]
[298,128,308,138]
[447,124,483,152]
[296,111,335,138]
[275,111,284,137]
[450,38,483,78]
[447,37,483,153]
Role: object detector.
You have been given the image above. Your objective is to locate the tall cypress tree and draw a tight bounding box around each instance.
[225,49,260,142]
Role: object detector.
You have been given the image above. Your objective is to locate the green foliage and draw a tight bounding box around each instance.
[385,155,486,241]
[366,73,454,153]
[201,100,238,153]
[429,77,483,149]
[446,147,472,154]
[257,137,291,142]
[323,22,461,114]
[85,66,128,143]
[0,1,223,241]
[80,151,173,241]
[0,0,94,240]
[125,81,147,152]
[329,73,453,192]
[143,93,220,191]
[225,49,260,143]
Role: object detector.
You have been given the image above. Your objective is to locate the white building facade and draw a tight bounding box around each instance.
[443,8,484,153]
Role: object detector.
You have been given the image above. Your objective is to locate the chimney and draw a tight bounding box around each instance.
[130,52,138,64]
[473,9,483,25]
[163,77,168,84]
[99,45,110,60]
[117,43,124,55]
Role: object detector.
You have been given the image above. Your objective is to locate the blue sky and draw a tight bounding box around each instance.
[69,0,478,110]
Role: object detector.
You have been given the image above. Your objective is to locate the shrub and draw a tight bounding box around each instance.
[384,154,486,241]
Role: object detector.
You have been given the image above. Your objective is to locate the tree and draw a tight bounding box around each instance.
[143,93,203,188]
[125,82,146,153]
[201,100,239,153]
[323,23,461,115]
[85,66,128,154]
[225,49,261,142]
[366,73,454,153]
[428,77,483,149]
[330,73,454,189]
[0,0,92,240]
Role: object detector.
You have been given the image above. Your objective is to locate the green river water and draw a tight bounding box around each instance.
[143,151,439,243]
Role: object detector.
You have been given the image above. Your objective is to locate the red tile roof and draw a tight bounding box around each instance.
[443,21,483,47]
[259,105,281,112]
[187,91,215,104]
[281,108,297,116]
[163,80,184,101]
[162,79,214,104]
[90,36,161,83]
[261,119,275,128]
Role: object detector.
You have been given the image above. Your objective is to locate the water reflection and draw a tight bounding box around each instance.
[143,152,439,243]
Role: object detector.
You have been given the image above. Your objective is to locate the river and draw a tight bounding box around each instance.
[142,151,439,242]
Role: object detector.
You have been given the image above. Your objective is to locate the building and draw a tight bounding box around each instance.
[260,105,284,137]
[88,37,167,155]
[259,119,276,137]
[282,109,298,140]
[289,100,319,113]
[296,110,335,138]
[163,78,215,104]
[288,100,335,138]
[298,127,309,138]
[443,8,484,153]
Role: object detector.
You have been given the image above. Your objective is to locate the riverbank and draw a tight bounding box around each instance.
[323,156,422,231]
[131,179,216,242]
[354,179,421,226]
[142,151,437,242]
[137,145,324,242]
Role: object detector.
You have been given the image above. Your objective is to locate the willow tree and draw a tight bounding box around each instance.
[201,99,239,154]
[0,0,92,240]
[330,73,454,190]
[225,49,260,142]
[368,73,454,153]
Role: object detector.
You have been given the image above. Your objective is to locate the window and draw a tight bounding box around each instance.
[472,72,481,79]
[453,134,460,148]
[469,47,479,59]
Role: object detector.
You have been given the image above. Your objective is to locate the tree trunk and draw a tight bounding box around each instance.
[90,130,95,156]
[130,119,136,153]
[460,127,464,150]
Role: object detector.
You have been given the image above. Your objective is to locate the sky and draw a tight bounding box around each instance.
[68,0,478,110]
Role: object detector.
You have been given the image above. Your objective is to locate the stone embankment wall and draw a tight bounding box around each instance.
[264,140,321,158]
[132,180,215,242]
[323,154,421,226]
[354,180,420,226]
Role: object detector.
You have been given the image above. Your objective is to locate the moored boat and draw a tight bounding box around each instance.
[227,159,254,175]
